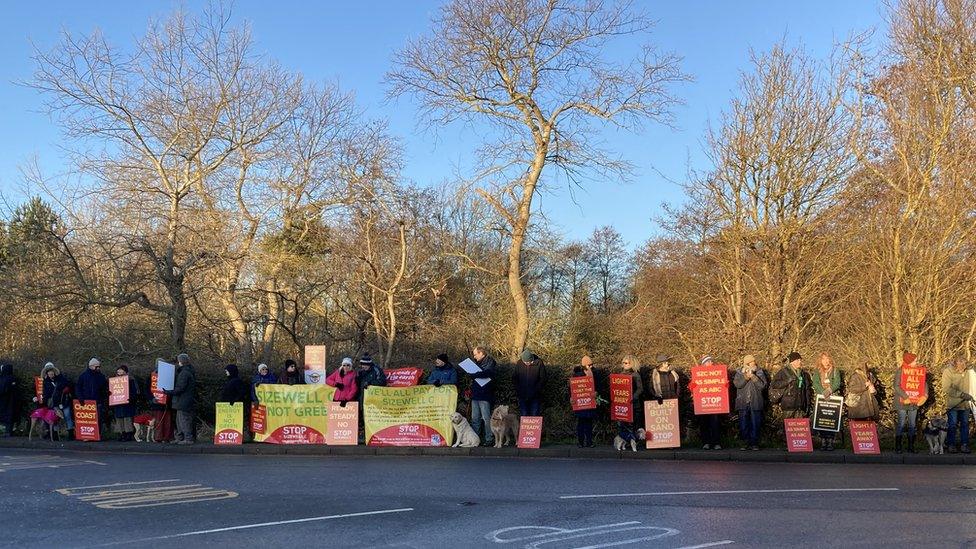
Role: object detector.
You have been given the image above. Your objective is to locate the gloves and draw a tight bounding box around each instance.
[340,400,347,408]
[335,382,344,390]
[964,392,974,401]
[657,397,664,405]
[434,380,442,388]
[32,396,38,403]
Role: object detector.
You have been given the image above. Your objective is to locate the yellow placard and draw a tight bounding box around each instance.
[364,385,457,446]
[214,402,244,445]
[254,384,336,444]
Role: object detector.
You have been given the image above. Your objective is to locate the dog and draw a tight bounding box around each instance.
[133,414,156,442]
[613,428,646,452]
[28,407,60,441]
[923,417,948,455]
[450,412,481,448]
[490,405,519,448]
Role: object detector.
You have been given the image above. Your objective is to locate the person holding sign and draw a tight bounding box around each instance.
[279,359,305,386]
[941,358,973,454]
[691,355,728,450]
[38,363,74,440]
[469,347,497,447]
[164,353,197,445]
[811,353,843,451]
[770,352,812,437]
[893,352,927,454]
[109,365,140,441]
[427,354,458,387]
[251,363,278,403]
[513,350,546,417]
[615,355,645,448]
[571,364,597,447]
[650,355,680,403]
[76,358,109,433]
[219,364,249,405]
[733,355,767,450]
[327,358,359,405]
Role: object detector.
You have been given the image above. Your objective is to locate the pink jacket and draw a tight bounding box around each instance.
[326,368,358,402]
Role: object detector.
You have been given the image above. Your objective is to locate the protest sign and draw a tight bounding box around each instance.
[150,372,169,405]
[34,376,43,403]
[899,366,926,405]
[253,384,336,444]
[156,359,175,391]
[644,399,681,449]
[385,367,424,387]
[785,417,813,452]
[812,395,844,432]
[108,375,129,406]
[459,359,490,387]
[214,402,244,445]
[610,374,633,422]
[250,404,266,434]
[569,376,597,411]
[73,400,100,441]
[326,402,359,445]
[690,364,730,415]
[364,385,457,446]
[849,420,881,455]
[304,345,327,384]
[517,416,543,449]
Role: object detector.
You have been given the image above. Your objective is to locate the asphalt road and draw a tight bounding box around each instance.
[1,449,974,548]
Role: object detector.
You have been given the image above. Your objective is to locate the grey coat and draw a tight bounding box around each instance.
[733,368,768,411]
[170,363,197,412]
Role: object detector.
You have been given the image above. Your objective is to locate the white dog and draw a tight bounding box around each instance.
[613,428,646,452]
[451,412,481,448]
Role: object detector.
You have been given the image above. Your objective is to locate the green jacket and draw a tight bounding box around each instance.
[941,367,972,410]
[811,367,842,397]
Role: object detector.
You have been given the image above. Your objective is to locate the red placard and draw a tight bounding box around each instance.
[108,375,129,406]
[690,364,730,415]
[517,416,543,449]
[150,372,169,406]
[34,377,43,403]
[304,345,327,384]
[785,418,813,453]
[644,399,681,449]
[610,374,633,422]
[325,402,359,445]
[849,420,881,455]
[73,400,101,441]
[570,376,597,411]
[385,367,423,387]
[250,404,267,434]
[899,366,926,405]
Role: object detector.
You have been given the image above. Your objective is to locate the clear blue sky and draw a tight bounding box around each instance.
[0,1,883,247]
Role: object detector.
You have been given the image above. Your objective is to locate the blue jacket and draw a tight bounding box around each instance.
[251,372,278,402]
[76,368,108,404]
[470,355,496,402]
[427,364,458,386]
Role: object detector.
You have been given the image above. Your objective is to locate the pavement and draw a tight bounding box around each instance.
[2,444,976,548]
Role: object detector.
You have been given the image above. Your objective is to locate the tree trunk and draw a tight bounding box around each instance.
[507,147,547,359]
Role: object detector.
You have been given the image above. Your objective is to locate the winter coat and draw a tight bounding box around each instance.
[219,365,249,405]
[893,365,927,411]
[426,364,458,387]
[251,372,278,403]
[470,355,496,402]
[733,368,768,411]
[811,366,843,398]
[845,369,880,420]
[356,364,387,398]
[40,365,72,409]
[76,368,109,405]
[941,367,973,410]
[650,368,680,400]
[169,363,196,412]
[110,376,140,419]
[572,371,596,419]
[770,366,812,413]
[326,368,359,402]
[279,368,305,386]
[623,369,644,404]
[512,358,547,401]
[0,364,17,424]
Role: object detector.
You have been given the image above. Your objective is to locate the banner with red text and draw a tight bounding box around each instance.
[690,365,730,415]
[34,376,43,403]
[386,367,424,387]
[364,385,457,446]
[644,399,681,449]
[73,400,101,441]
[253,384,336,444]
[610,374,633,422]
[150,372,168,406]
[570,376,597,411]
[785,418,813,453]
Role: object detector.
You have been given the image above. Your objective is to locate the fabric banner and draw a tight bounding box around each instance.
[644,399,681,449]
[849,420,880,455]
[517,416,543,449]
[325,402,358,445]
[785,417,813,452]
[690,365,730,415]
[253,384,336,444]
[812,395,844,432]
[569,376,597,411]
[304,345,327,384]
[150,372,169,405]
[73,400,101,441]
[364,385,457,446]
[34,376,43,402]
[250,404,266,434]
[108,375,129,406]
[386,367,424,387]
[610,374,633,422]
[214,402,244,445]
[899,366,926,405]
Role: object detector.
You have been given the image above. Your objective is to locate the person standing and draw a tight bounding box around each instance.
[617,355,645,447]
[251,363,278,403]
[770,352,812,436]
[326,358,359,406]
[427,354,458,387]
[572,365,596,447]
[733,355,767,450]
[218,364,248,405]
[0,364,18,437]
[166,353,197,445]
[38,362,74,439]
[469,346,496,447]
[941,358,973,454]
[512,350,547,417]
[356,353,386,444]
[109,365,140,442]
[76,358,109,433]
[892,353,927,454]
[693,355,725,450]
[146,366,174,443]
[279,359,305,385]
[811,352,843,451]
[650,355,680,403]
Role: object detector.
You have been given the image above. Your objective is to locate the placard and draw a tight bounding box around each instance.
[325,402,359,445]
[253,384,336,444]
[304,345,327,384]
[569,376,597,411]
[517,416,543,449]
[73,400,101,441]
[250,404,267,434]
[785,417,813,453]
[610,374,633,422]
[644,399,681,449]
[150,372,169,406]
[899,366,926,405]
[385,367,424,387]
[364,385,457,446]
[156,359,176,391]
[108,375,130,406]
[34,376,43,403]
[214,402,244,445]
[849,420,881,455]
[690,364,730,415]
[812,395,844,432]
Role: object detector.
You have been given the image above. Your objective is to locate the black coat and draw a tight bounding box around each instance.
[76,368,108,405]
[219,366,249,405]
[110,376,140,419]
[42,373,73,408]
[512,358,547,401]
[470,355,496,402]
[770,366,812,413]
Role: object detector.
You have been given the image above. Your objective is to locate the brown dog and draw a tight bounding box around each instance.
[490,405,519,448]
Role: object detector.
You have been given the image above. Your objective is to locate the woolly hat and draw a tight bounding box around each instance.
[177,353,190,365]
[88,357,101,368]
[581,355,593,367]
[903,352,917,365]
[284,359,297,368]
[700,355,714,365]
[257,363,270,373]
[359,353,374,366]
[341,357,354,367]
[742,355,756,366]
[787,351,802,363]
[435,353,450,364]
[116,364,129,373]
[520,349,535,363]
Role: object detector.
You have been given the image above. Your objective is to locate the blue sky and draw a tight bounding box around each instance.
[0,1,883,247]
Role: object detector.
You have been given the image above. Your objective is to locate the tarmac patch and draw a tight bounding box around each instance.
[56,479,238,509]
[0,454,105,472]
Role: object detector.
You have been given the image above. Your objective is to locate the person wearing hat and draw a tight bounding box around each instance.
[470,346,497,446]
[770,351,812,423]
[37,362,74,439]
[572,364,597,447]
[941,357,973,454]
[327,358,359,405]
[650,354,680,403]
[251,363,278,404]
[617,355,646,447]
[892,352,926,453]
[279,359,305,386]
[109,364,140,441]
[512,349,547,417]
[356,353,387,399]
[733,355,767,450]
[165,353,197,444]
[692,355,726,450]
[76,357,109,433]
[427,354,458,387]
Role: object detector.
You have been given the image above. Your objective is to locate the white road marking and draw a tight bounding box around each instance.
[57,479,238,509]
[57,479,181,490]
[488,523,641,543]
[559,487,899,499]
[0,454,105,472]
[487,522,693,548]
[673,542,736,549]
[93,508,415,546]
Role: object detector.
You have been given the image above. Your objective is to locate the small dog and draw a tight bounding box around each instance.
[923,417,948,455]
[614,428,646,452]
[490,405,519,448]
[450,412,481,448]
[133,414,156,443]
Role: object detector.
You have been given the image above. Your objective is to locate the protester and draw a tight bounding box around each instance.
[811,352,843,451]
[846,363,880,421]
[38,362,74,440]
[356,353,387,399]
[893,353,927,454]
[0,363,18,437]
[770,352,812,437]
[218,364,248,405]
[694,355,724,450]
[650,354,680,402]
[251,363,278,403]
[76,358,109,432]
[512,349,547,417]
[279,359,304,385]
[166,353,197,445]
[572,365,596,448]
[941,358,973,454]
[427,354,458,387]
[733,354,767,450]
[327,358,359,406]
[109,365,140,441]
[470,346,496,447]
[146,368,173,443]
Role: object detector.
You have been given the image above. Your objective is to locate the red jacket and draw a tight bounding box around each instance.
[326,368,358,402]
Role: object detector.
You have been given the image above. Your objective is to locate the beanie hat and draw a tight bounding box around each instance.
[903,352,917,365]
[787,351,802,363]
[700,355,714,365]
[225,364,240,378]
[435,353,450,364]
[581,355,593,367]
[341,357,354,367]
[359,353,374,366]
[177,353,190,365]
[285,359,297,368]
[117,364,129,373]
[88,357,101,368]
[520,349,534,363]
[44,362,55,369]
[257,363,269,373]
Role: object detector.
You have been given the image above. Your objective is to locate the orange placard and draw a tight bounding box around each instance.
[644,399,681,449]
[73,400,101,441]
[785,418,813,453]
[899,366,926,405]
[610,374,633,422]
[325,402,359,445]
[385,367,424,387]
[849,420,881,455]
[150,372,169,405]
[108,375,129,406]
[517,416,543,449]
[690,365,730,415]
[34,377,43,403]
[570,376,597,411]
[250,404,267,434]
